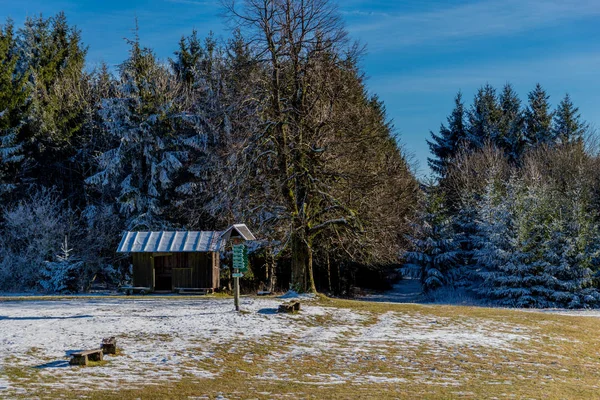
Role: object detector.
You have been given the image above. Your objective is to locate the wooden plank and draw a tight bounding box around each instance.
[173,268,193,288]
[133,253,153,288]
[213,252,220,289]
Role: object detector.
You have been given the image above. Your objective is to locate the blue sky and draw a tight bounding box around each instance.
[2,0,599,177]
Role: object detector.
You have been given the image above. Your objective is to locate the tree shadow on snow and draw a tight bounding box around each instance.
[0,315,93,321]
[257,308,278,315]
[34,360,70,369]
[64,349,85,357]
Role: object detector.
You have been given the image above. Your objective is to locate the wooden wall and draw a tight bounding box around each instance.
[132,253,153,288]
[131,252,220,291]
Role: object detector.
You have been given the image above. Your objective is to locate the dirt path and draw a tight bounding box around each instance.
[360,278,425,303]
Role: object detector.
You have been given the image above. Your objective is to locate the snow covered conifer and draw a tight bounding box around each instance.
[540,178,600,307]
[405,186,459,292]
[0,20,29,196]
[86,34,186,229]
[471,176,519,301]
[40,236,83,293]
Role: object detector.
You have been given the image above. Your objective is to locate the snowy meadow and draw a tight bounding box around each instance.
[2,296,600,399]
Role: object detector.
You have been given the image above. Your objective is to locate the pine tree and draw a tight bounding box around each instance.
[427,92,467,177]
[0,20,30,196]
[171,29,203,87]
[472,177,517,301]
[40,236,83,293]
[541,180,600,307]
[524,83,554,146]
[498,84,525,162]
[473,178,548,307]
[405,187,459,293]
[553,94,585,145]
[13,13,88,195]
[467,84,501,149]
[85,34,185,229]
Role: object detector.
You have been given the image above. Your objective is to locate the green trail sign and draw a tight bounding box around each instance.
[232,244,249,271]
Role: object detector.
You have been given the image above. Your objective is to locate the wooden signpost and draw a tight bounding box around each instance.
[232,241,249,312]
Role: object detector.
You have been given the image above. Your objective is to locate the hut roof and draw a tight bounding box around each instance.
[117,224,255,253]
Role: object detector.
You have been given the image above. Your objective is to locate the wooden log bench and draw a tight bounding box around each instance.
[101,337,117,355]
[69,349,103,366]
[176,288,214,295]
[278,301,301,313]
[119,286,151,295]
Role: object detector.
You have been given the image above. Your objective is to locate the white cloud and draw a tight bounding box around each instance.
[368,51,600,94]
[343,0,600,50]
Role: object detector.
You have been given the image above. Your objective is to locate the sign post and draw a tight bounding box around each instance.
[234,267,240,311]
[232,241,248,312]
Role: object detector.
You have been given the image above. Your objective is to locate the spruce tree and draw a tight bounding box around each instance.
[427,92,466,177]
[405,187,459,293]
[476,179,548,307]
[524,83,554,146]
[467,84,501,149]
[171,29,203,87]
[85,35,185,229]
[0,20,30,196]
[553,94,585,145]
[14,13,88,195]
[498,84,525,162]
[472,177,518,302]
[541,180,600,307]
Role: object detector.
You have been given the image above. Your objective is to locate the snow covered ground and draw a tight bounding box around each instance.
[0,296,535,398]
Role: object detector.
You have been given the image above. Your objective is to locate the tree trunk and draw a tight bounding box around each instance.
[267,246,276,292]
[307,242,317,293]
[326,254,332,293]
[290,232,308,292]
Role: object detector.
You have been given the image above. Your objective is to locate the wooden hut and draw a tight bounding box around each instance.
[117,224,255,293]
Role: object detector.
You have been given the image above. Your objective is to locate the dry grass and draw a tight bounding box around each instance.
[3,296,600,399]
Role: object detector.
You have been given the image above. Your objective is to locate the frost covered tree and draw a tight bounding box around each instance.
[14,13,88,194]
[86,33,185,229]
[0,187,74,290]
[40,236,83,293]
[0,20,30,196]
[538,175,600,307]
[471,177,519,301]
[471,167,600,308]
[405,187,458,292]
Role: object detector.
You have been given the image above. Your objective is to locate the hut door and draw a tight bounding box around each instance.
[153,254,173,291]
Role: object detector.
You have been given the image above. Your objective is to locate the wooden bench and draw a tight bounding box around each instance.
[278,301,301,313]
[176,288,214,295]
[102,337,117,355]
[119,286,151,295]
[69,349,103,366]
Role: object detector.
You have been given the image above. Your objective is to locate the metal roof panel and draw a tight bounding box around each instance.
[117,224,255,253]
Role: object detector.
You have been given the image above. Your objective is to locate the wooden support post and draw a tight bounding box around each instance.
[234,267,240,312]
[231,237,244,312]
